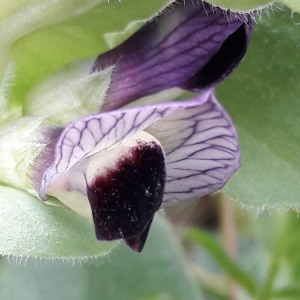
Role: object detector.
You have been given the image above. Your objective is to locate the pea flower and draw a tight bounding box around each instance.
[24,1,253,252]
[28,89,238,253]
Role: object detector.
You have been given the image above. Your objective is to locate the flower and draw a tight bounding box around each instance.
[31,90,239,252]
[26,0,253,252]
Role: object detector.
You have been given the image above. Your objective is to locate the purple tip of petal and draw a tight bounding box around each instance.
[86,141,165,245]
[93,0,253,111]
[124,219,153,253]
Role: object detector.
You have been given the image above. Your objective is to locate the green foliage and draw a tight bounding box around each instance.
[10,0,172,107]
[185,205,300,300]
[217,8,300,207]
[282,0,300,13]
[0,215,203,300]
[206,0,299,12]
[0,186,116,258]
[206,0,273,11]
[0,0,173,82]
[186,229,257,297]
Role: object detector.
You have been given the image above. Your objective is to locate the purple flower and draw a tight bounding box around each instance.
[32,0,253,252]
[35,91,239,252]
[93,1,253,111]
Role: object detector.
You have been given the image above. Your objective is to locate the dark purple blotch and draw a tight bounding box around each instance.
[93,0,253,111]
[86,141,166,252]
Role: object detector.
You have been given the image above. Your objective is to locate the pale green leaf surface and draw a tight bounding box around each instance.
[0,216,202,300]
[24,59,114,126]
[10,0,172,107]
[0,186,116,258]
[0,0,109,82]
[205,1,299,13]
[217,9,300,207]
[206,0,274,11]
[282,0,300,12]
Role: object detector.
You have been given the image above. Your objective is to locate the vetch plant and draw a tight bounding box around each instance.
[2,1,250,253]
[0,0,299,258]
[33,91,240,252]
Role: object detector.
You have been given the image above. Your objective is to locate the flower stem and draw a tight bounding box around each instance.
[259,235,282,300]
[219,193,239,300]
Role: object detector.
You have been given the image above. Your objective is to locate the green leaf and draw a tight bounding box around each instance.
[0,186,116,258]
[282,0,300,13]
[205,0,273,11]
[0,0,106,82]
[0,216,203,300]
[204,1,299,13]
[1,0,173,82]
[24,59,114,126]
[186,229,257,297]
[217,8,300,208]
[10,0,172,107]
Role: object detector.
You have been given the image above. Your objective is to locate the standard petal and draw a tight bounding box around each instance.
[146,91,240,206]
[93,0,253,111]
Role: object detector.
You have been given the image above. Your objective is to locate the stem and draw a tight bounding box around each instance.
[258,212,287,300]
[188,262,227,296]
[259,237,282,300]
[219,193,239,300]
